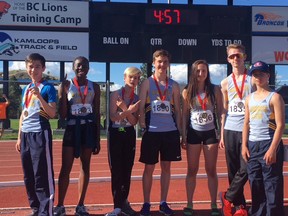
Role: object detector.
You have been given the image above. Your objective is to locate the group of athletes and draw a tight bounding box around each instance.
[13,42,285,216]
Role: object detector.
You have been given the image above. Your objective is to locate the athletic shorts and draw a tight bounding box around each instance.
[63,122,98,148]
[187,127,218,145]
[139,130,181,165]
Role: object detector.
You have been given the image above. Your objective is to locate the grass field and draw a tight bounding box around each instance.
[2,119,108,140]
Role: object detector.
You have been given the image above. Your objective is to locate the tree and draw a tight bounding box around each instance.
[7,76,22,118]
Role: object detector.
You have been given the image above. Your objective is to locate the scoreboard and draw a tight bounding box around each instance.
[89,3,251,63]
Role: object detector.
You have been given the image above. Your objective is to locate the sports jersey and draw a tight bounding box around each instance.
[224,73,252,131]
[144,76,177,132]
[189,91,216,131]
[248,92,275,141]
[21,80,56,133]
[67,79,95,125]
[111,87,139,128]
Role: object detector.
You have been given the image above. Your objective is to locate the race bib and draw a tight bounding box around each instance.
[71,104,93,115]
[152,100,171,114]
[228,99,245,115]
[191,110,214,125]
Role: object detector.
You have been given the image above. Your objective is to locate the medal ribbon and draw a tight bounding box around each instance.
[232,72,246,100]
[25,81,41,108]
[122,87,135,106]
[153,74,168,101]
[73,77,88,104]
[197,92,208,111]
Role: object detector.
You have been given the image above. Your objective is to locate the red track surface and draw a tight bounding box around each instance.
[0,139,287,216]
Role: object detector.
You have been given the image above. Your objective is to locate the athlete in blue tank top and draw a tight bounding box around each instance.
[242,61,285,216]
[219,43,254,216]
[138,49,181,216]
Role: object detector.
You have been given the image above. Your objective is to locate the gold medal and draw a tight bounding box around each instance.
[23,110,28,117]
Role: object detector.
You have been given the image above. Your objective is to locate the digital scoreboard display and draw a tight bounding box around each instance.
[90,3,251,63]
[145,8,198,25]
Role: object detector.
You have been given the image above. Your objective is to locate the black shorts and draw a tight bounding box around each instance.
[139,130,181,165]
[63,122,98,148]
[187,127,218,145]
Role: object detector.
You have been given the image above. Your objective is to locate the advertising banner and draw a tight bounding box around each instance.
[0,30,89,61]
[252,7,288,33]
[0,0,89,28]
[252,36,288,64]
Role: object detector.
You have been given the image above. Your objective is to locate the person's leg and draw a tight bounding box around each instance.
[142,164,155,203]
[109,129,125,209]
[20,133,40,212]
[203,143,218,206]
[247,143,266,216]
[121,128,136,204]
[30,130,54,215]
[262,141,284,215]
[185,144,201,207]
[160,161,171,202]
[57,146,75,206]
[225,131,247,206]
[78,147,92,206]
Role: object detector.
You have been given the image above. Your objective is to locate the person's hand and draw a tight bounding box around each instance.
[219,138,225,149]
[15,139,21,152]
[93,141,101,155]
[263,148,277,165]
[241,145,250,163]
[29,83,41,98]
[61,73,70,94]
[116,96,128,111]
[181,139,187,150]
[127,100,141,113]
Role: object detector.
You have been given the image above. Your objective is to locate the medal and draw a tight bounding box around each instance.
[23,110,28,117]
[202,112,207,119]
[237,102,244,108]
[81,107,87,113]
[160,103,166,109]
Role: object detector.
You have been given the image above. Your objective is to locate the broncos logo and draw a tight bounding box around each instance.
[0,1,10,19]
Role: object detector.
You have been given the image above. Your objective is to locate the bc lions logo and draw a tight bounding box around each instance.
[0,32,19,56]
[0,1,10,19]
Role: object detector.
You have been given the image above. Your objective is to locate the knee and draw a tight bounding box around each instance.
[187,168,198,177]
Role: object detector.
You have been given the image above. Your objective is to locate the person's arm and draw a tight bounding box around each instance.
[93,82,101,154]
[2,94,10,106]
[181,89,189,150]
[110,90,140,126]
[138,79,149,130]
[219,78,228,149]
[214,85,225,145]
[264,93,285,165]
[242,96,251,163]
[15,112,24,152]
[173,82,182,134]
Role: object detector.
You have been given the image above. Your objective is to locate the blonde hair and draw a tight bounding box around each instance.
[226,43,246,55]
[124,67,141,77]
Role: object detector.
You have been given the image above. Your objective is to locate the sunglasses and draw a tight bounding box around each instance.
[228,53,245,59]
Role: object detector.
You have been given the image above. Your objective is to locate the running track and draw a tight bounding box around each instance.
[0,139,287,216]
